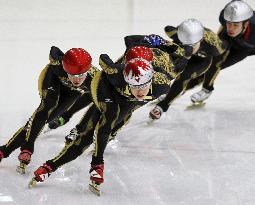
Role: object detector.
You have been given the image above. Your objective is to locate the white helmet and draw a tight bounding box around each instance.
[224,0,253,22]
[177,19,204,45]
[123,58,154,86]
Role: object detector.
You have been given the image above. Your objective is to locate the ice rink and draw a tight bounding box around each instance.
[0,0,255,204]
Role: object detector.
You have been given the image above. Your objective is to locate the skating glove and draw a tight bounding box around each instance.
[173,45,193,73]
[183,45,193,58]
[149,105,163,120]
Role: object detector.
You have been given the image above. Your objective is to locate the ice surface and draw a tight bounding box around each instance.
[0,0,255,204]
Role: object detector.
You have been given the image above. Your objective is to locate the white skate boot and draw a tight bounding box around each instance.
[65,128,78,144]
[190,88,212,103]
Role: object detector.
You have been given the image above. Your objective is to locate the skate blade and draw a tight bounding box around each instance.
[16,163,27,174]
[89,181,101,196]
[148,99,159,105]
[83,145,94,156]
[43,126,52,134]
[28,178,37,188]
[185,102,206,111]
[146,118,156,125]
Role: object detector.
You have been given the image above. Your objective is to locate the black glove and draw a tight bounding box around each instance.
[183,45,193,59]
[173,45,193,73]
[173,58,188,73]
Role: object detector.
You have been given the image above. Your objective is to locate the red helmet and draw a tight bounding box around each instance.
[123,58,154,86]
[125,46,153,62]
[62,48,92,75]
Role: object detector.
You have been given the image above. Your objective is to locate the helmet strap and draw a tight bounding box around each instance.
[238,20,249,37]
[241,21,246,32]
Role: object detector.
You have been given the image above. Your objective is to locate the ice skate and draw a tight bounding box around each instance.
[146,117,157,125]
[185,101,206,110]
[28,163,53,188]
[17,150,32,174]
[42,126,51,134]
[89,164,104,196]
[89,180,101,196]
[65,127,78,144]
[149,94,166,105]
[28,177,37,188]
[16,162,28,174]
[190,88,212,104]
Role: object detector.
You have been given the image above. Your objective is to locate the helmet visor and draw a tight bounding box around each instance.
[68,72,88,79]
[128,79,152,90]
[67,72,88,87]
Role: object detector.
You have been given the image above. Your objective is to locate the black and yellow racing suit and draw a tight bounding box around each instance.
[157,26,227,111]
[45,53,172,171]
[52,34,191,123]
[0,46,97,158]
[196,10,255,91]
